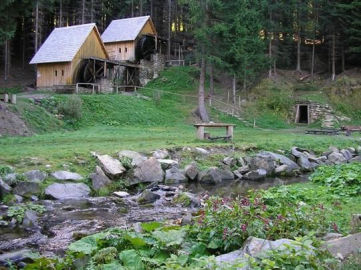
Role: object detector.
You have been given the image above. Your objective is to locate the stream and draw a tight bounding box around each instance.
[0,175,308,257]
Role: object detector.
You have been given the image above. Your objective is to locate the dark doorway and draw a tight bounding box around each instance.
[297,105,309,124]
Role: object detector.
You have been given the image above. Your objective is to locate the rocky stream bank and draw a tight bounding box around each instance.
[1,145,361,267]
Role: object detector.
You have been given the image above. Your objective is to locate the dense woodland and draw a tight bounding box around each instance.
[1,0,361,86]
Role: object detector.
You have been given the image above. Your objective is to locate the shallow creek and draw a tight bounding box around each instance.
[0,175,308,256]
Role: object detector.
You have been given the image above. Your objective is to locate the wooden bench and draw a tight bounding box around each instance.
[194,123,235,140]
[305,129,340,135]
[341,126,361,136]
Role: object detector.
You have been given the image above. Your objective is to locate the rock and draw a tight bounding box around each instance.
[173,192,201,208]
[165,167,187,184]
[243,169,267,181]
[97,154,125,179]
[237,157,246,167]
[291,147,305,158]
[14,195,23,203]
[0,177,12,197]
[22,210,39,228]
[51,171,83,181]
[297,154,313,171]
[24,170,47,183]
[233,169,243,179]
[322,233,343,241]
[347,147,356,156]
[133,157,164,184]
[113,191,130,198]
[90,166,112,191]
[275,165,289,175]
[3,173,17,184]
[137,190,161,204]
[13,182,40,197]
[223,157,236,167]
[350,156,361,163]
[30,195,38,201]
[329,146,339,153]
[152,149,169,159]
[184,163,199,181]
[45,183,90,200]
[357,146,361,155]
[351,214,361,233]
[118,150,146,167]
[324,233,361,259]
[158,159,179,170]
[328,152,347,164]
[0,249,34,267]
[198,167,234,185]
[250,156,276,175]
[215,236,300,266]
[340,149,353,161]
[260,151,300,172]
[238,165,250,174]
[195,147,209,155]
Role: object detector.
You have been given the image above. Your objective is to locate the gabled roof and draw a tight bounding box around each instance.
[30,23,107,64]
[101,16,156,43]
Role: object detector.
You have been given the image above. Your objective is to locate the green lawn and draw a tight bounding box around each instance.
[0,124,359,174]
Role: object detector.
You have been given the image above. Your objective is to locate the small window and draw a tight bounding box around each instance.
[119,48,122,53]
[125,47,128,53]
[55,70,57,76]
[61,70,64,76]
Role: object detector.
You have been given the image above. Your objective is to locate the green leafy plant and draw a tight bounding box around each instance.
[311,163,361,196]
[58,95,83,120]
[7,203,46,224]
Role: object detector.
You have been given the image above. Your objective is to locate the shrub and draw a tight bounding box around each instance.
[193,192,329,252]
[58,95,83,120]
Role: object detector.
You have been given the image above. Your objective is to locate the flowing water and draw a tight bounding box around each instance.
[0,175,308,256]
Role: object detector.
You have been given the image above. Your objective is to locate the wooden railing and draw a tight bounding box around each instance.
[75,83,100,94]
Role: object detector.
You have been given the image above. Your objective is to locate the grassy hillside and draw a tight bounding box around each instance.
[0,66,360,173]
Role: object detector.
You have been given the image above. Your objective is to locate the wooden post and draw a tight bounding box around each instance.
[10,94,16,104]
[4,94,9,103]
[209,96,212,106]
[104,61,107,77]
[196,126,205,140]
[76,84,79,94]
[227,91,230,104]
[226,125,234,139]
[92,84,95,94]
[238,96,241,107]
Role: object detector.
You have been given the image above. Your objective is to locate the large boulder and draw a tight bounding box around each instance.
[297,154,314,171]
[97,155,125,179]
[118,150,146,167]
[22,210,39,229]
[173,192,201,208]
[340,149,353,161]
[137,190,161,204]
[324,233,361,259]
[216,236,300,266]
[259,152,300,172]
[51,171,83,181]
[45,183,90,200]
[13,182,40,197]
[165,167,187,184]
[328,152,347,164]
[184,163,199,181]
[158,159,179,170]
[152,149,169,159]
[350,156,361,163]
[24,170,47,183]
[0,178,12,198]
[90,166,112,191]
[243,169,267,181]
[198,167,234,185]
[250,156,275,175]
[0,249,35,267]
[133,157,164,184]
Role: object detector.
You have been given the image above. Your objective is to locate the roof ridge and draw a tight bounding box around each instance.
[54,23,96,30]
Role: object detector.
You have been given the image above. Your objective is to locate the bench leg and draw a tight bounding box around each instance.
[197,126,205,140]
[226,126,234,139]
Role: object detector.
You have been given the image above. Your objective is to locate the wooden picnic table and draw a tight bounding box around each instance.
[194,123,236,140]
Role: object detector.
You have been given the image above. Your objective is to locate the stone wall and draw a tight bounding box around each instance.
[139,53,165,86]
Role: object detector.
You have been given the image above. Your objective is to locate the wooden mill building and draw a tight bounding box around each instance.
[30,23,108,88]
[101,16,157,62]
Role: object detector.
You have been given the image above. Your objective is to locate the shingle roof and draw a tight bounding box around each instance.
[101,16,153,43]
[30,23,97,64]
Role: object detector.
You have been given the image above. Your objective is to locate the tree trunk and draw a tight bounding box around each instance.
[232,74,236,105]
[167,0,172,60]
[90,0,94,22]
[59,0,62,26]
[243,66,247,91]
[268,36,272,78]
[311,42,315,77]
[150,0,153,17]
[198,56,209,122]
[82,0,86,24]
[296,30,301,72]
[139,0,143,16]
[331,33,336,81]
[341,44,345,73]
[35,0,39,53]
[131,0,134,17]
[209,64,214,95]
[4,40,8,81]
